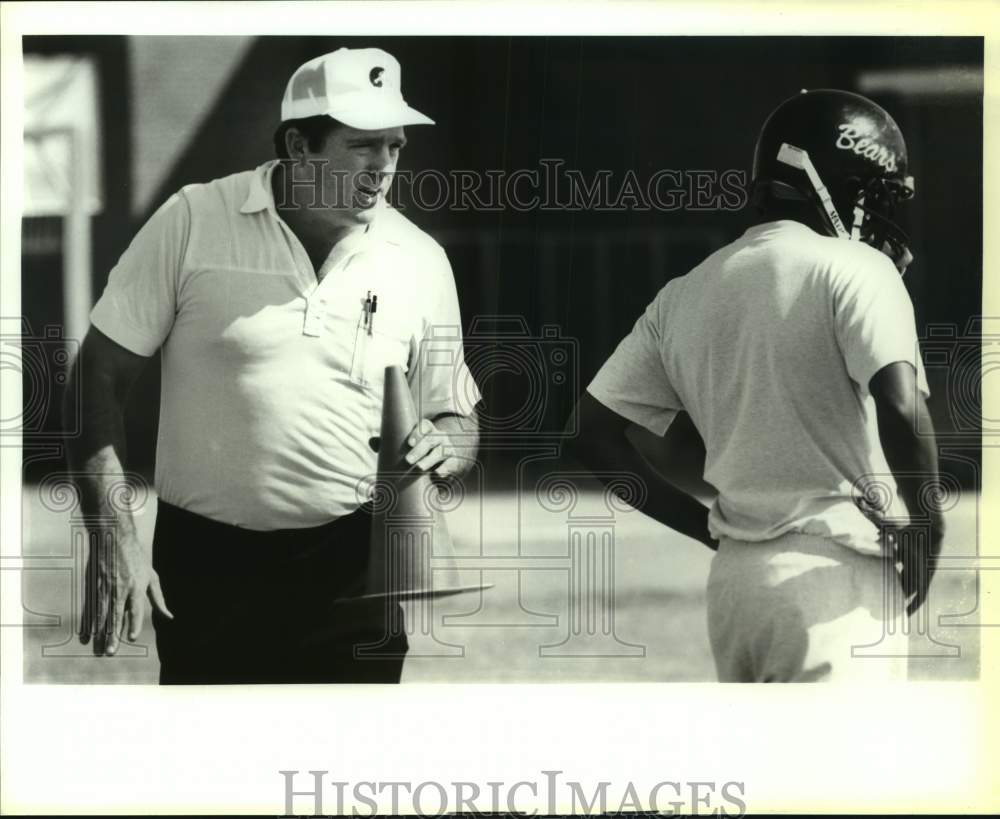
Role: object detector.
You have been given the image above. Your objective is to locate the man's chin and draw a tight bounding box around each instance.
[316,199,381,228]
[352,206,379,224]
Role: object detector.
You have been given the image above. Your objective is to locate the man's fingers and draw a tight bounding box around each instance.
[906,575,929,616]
[79,573,94,645]
[414,444,447,473]
[432,457,464,479]
[92,575,113,656]
[405,419,434,442]
[119,604,132,641]
[103,585,127,656]
[79,542,166,653]
[404,420,440,461]
[123,592,145,642]
[79,552,101,644]
[404,435,435,466]
[408,439,452,472]
[102,618,121,656]
[148,575,174,620]
[900,540,932,617]
[102,584,122,655]
[404,427,443,464]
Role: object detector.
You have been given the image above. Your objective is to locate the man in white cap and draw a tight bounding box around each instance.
[64,47,482,683]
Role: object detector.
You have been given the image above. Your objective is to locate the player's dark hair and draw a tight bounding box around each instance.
[273,115,344,159]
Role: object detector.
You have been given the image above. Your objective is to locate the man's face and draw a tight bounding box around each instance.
[298,124,407,227]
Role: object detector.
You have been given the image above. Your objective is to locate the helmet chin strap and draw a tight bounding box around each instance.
[776,143,850,239]
[850,194,865,241]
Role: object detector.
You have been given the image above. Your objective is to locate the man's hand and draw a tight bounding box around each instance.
[884,523,944,617]
[403,418,468,479]
[79,532,173,656]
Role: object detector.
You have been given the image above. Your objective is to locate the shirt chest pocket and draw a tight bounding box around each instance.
[348,316,413,391]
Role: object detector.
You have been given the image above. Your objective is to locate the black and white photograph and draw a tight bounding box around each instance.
[1,1,996,815]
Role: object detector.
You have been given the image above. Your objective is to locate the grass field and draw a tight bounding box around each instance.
[19,484,980,683]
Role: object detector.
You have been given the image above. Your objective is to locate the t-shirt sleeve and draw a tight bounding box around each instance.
[89,192,190,356]
[832,252,930,397]
[586,286,683,435]
[408,245,483,420]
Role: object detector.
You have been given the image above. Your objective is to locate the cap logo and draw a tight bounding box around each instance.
[370,66,385,88]
[835,123,898,174]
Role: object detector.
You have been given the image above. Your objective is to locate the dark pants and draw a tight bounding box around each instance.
[151,500,408,684]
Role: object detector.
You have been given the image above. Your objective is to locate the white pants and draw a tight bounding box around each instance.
[706,533,909,682]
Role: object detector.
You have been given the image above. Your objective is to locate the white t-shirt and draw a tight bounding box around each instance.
[91,161,481,530]
[587,220,929,555]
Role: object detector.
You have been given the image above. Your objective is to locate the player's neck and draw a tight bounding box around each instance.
[757,202,831,237]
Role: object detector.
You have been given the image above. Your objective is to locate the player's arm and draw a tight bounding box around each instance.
[565,392,716,551]
[869,361,944,615]
[63,327,173,656]
[833,251,943,616]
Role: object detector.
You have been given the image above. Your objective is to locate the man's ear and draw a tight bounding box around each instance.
[284,127,307,160]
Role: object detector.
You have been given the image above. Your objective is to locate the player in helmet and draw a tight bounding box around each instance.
[569,88,944,682]
[751,88,916,273]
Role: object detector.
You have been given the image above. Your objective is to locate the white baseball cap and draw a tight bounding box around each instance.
[280,47,434,129]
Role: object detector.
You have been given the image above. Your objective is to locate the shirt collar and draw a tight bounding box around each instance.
[240,160,278,214]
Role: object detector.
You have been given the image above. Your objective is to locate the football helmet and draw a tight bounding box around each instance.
[751,89,915,271]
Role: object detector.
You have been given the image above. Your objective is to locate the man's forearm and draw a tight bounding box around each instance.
[568,433,715,549]
[63,368,139,538]
[875,397,944,536]
[70,446,141,542]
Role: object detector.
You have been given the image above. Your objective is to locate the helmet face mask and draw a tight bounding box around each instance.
[849,175,915,271]
[751,89,915,274]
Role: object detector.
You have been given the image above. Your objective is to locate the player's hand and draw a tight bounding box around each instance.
[884,523,944,617]
[403,418,465,480]
[79,531,173,656]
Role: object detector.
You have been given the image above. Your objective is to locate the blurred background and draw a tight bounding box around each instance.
[16,36,984,682]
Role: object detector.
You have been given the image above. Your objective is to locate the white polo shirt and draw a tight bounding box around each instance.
[91,160,481,530]
[588,220,929,556]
